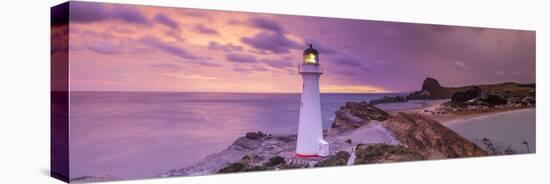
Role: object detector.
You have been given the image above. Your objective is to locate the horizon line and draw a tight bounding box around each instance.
[59,90,408,94]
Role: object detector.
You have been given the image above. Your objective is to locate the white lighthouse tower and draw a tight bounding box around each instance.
[296,44,330,157]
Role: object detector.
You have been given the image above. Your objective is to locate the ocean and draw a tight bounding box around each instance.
[68,92,534,179]
[447,108,536,154]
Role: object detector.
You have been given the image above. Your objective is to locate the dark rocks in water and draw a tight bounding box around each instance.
[332,102,391,130]
[451,87,482,103]
[381,112,487,159]
[369,96,408,105]
[245,131,266,140]
[354,144,425,164]
[407,90,432,100]
[231,136,264,151]
[245,133,259,140]
[315,151,350,167]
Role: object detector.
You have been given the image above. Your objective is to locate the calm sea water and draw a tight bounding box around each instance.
[446,109,536,154]
[69,92,413,179]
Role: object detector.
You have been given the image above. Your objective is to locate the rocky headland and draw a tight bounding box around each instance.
[160,101,488,177]
[407,77,535,100]
[370,77,535,108]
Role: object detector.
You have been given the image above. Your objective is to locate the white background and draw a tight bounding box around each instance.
[0,0,547,183]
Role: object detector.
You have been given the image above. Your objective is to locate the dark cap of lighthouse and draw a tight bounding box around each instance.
[303,44,319,65]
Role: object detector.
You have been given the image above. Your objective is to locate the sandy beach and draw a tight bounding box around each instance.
[398,99,535,124]
[443,108,536,125]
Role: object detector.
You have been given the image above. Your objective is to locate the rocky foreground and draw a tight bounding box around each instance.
[160,102,487,177]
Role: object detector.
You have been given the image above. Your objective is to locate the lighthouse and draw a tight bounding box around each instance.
[296,44,330,157]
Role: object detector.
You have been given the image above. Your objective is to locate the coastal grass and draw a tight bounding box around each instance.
[354,144,426,164]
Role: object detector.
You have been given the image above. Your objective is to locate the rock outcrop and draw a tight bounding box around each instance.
[369,96,408,105]
[407,77,535,100]
[245,131,267,140]
[407,77,453,99]
[382,112,487,159]
[332,102,391,130]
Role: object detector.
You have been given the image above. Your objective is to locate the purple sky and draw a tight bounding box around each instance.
[61,1,536,92]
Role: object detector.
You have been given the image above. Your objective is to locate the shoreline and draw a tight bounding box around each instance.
[442,108,535,125]
[388,99,535,125]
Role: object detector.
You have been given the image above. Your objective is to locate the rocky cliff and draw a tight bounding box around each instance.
[407,77,535,100]
[331,102,391,131]
[383,112,487,159]
[333,103,487,159]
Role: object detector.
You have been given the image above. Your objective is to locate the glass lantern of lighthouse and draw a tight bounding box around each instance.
[303,44,319,65]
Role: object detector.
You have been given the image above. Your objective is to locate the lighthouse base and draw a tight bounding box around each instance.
[296,139,330,158]
[295,153,321,158]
